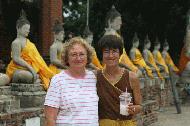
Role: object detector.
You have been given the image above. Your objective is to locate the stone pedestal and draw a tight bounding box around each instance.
[141,100,158,126]
[164,77,173,106]
[146,79,154,100]
[0,83,46,125]
[0,86,11,95]
[176,82,188,104]
[152,77,164,109]
[0,86,20,113]
[0,108,44,126]
[138,78,159,125]
[11,83,46,108]
[151,76,173,110]
[139,78,145,101]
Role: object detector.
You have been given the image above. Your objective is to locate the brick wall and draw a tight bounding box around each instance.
[40,0,63,56]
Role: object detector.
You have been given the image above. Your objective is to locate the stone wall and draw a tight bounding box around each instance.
[0,83,46,126]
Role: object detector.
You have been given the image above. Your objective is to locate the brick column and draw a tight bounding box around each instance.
[40,0,63,56]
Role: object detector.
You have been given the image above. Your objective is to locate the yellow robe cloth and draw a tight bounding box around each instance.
[147,50,164,80]
[131,49,153,78]
[113,33,138,72]
[119,48,138,72]
[165,52,179,72]
[154,51,169,73]
[99,119,136,126]
[92,51,103,69]
[49,64,61,74]
[6,39,54,90]
[49,52,62,74]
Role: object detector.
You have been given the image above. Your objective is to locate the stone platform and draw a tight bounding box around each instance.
[138,75,173,126]
[0,82,46,126]
[0,107,44,126]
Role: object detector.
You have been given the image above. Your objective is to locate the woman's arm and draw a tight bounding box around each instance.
[44,106,59,126]
[44,76,61,126]
[128,72,142,115]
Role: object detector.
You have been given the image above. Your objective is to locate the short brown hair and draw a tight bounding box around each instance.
[98,35,123,61]
[62,37,94,66]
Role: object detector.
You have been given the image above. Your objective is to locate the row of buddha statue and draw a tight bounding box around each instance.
[0,6,189,91]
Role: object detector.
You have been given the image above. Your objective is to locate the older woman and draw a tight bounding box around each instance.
[44,37,99,126]
[97,35,142,126]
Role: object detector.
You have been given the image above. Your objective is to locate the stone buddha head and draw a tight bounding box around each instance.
[132,32,139,48]
[105,5,122,31]
[144,35,151,49]
[52,20,65,42]
[154,37,161,50]
[83,25,93,45]
[163,39,169,51]
[16,10,30,37]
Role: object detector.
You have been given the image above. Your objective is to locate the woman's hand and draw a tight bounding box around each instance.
[128,103,142,115]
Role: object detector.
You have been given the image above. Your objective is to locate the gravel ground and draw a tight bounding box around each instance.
[151,101,190,126]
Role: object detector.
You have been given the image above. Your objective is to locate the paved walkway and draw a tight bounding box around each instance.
[151,104,190,126]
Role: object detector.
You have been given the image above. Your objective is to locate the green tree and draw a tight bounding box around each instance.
[63,0,87,38]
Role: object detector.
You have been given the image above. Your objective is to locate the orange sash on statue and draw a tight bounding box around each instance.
[113,33,138,72]
[147,50,163,80]
[165,52,179,72]
[92,51,103,69]
[154,51,169,73]
[178,47,190,74]
[132,49,153,78]
[119,49,139,72]
[49,64,61,74]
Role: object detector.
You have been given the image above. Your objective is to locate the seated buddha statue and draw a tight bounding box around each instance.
[143,35,164,80]
[152,38,169,76]
[49,20,67,74]
[103,5,142,76]
[178,14,190,83]
[83,25,103,70]
[162,39,179,73]
[6,10,54,90]
[129,33,153,78]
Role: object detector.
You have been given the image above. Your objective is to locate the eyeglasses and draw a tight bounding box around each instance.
[69,53,87,59]
[103,49,119,57]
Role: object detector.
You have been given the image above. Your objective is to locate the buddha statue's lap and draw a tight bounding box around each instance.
[12,70,41,84]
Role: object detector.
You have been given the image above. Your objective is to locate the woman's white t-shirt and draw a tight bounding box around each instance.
[44,70,99,126]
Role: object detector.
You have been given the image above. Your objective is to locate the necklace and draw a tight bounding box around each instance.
[102,68,124,85]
